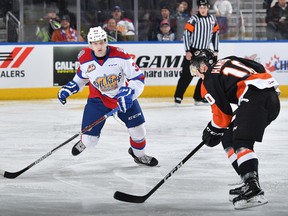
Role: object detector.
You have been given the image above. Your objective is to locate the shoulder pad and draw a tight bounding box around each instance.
[77,48,93,62]
[109,46,130,59]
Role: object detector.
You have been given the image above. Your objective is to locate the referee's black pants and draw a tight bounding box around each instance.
[174,57,203,102]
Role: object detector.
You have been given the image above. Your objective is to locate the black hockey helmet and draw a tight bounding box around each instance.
[190,49,217,76]
[197,0,210,7]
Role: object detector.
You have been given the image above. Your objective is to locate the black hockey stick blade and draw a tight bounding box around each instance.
[3,168,27,179]
[3,133,79,179]
[114,191,148,203]
[114,141,205,203]
[2,107,119,179]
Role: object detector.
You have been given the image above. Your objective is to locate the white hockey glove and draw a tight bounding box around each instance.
[58,81,79,105]
[116,87,135,113]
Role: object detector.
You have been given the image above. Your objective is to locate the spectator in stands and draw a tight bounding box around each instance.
[148,5,177,41]
[138,11,152,41]
[57,1,77,30]
[104,18,123,42]
[103,6,135,41]
[36,5,61,42]
[265,0,288,40]
[157,19,175,41]
[0,0,12,22]
[174,1,190,41]
[51,15,85,42]
[268,0,288,8]
[178,0,192,15]
[213,0,233,39]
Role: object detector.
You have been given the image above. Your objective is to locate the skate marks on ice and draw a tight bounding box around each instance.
[0,99,287,216]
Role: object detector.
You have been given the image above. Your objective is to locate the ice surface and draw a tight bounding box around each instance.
[0,98,287,216]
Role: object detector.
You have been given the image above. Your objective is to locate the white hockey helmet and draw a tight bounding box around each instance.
[87,26,107,44]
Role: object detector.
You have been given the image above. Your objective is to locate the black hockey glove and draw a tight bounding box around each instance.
[202,122,225,147]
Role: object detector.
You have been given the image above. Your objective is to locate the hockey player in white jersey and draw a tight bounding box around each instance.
[57,26,158,167]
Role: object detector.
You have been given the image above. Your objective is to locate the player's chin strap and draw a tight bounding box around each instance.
[1,107,120,179]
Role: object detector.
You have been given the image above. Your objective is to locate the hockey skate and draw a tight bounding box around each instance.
[233,178,268,209]
[128,147,158,167]
[174,97,182,106]
[72,141,86,156]
[229,184,247,202]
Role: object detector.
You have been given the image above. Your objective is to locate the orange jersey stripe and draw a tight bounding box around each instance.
[201,83,233,128]
[236,73,273,100]
[211,103,233,128]
[227,148,235,158]
[237,148,253,159]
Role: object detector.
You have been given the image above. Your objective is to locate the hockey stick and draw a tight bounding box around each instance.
[114,141,205,203]
[1,107,119,179]
[114,108,238,203]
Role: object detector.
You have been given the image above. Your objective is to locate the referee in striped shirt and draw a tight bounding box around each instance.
[174,0,219,105]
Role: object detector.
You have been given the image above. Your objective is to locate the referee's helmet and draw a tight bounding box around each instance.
[197,0,210,7]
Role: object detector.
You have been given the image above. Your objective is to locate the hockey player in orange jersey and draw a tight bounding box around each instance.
[189,49,280,209]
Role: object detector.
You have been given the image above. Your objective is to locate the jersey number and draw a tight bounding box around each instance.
[213,60,256,78]
[204,93,215,105]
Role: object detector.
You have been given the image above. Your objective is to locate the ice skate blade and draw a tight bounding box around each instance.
[234,195,268,210]
[229,194,238,202]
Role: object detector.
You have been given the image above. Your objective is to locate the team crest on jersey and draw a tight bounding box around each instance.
[93,73,122,91]
[87,64,96,73]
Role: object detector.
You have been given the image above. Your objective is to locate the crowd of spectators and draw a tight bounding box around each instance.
[265,0,288,40]
[3,0,288,42]
[213,0,233,39]
[33,0,193,42]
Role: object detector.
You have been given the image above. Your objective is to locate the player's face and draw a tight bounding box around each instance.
[197,62,207,79]
[90,40,108,57]
[190,62,206,79]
